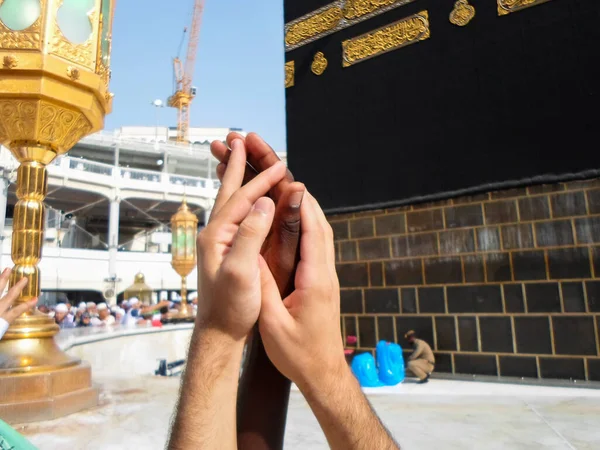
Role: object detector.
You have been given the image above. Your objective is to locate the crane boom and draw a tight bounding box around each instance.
[167,0,205,143]
[183,0,204,93]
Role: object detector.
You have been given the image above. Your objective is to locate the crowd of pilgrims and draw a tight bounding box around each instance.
[37,295,198,329]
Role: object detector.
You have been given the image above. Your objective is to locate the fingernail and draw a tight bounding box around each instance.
[289,190,304,208]
[231,138,243,150]
[253,197,273,216]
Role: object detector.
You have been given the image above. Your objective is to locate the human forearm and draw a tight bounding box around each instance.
[237,329,291,449]
[168,327,245,450]
[300,364,399,450]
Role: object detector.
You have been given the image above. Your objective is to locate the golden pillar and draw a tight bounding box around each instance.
[170,199,198,317]
[0,0,115,423]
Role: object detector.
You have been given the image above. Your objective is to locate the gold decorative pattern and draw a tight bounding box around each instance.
[0,14,42,49]
[0,100,37,143]
[49,2,99,70]
[2,55,16,69]
[342,11,430,67]
[311,52,328,75]
[285,0,417,51]
[96,62,111,91]
[285,61,295,88]
[66,66,80,80]
[285,5,343,48]
[343,0,402,20]
[450,0,475,26]
[61,115,93,152]
[0,100,92,153]
[498,0,552,15]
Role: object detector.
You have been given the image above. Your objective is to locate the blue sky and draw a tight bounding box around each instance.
[106,0,287,151]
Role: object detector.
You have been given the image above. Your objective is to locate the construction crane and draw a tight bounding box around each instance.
[168,0,205,143]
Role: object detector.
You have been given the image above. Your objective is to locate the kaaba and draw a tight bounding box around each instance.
[284,0,600,382]
[284,0,600,213]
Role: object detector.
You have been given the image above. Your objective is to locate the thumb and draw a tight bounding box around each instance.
[258,257,292,333]
[227,197,275,271]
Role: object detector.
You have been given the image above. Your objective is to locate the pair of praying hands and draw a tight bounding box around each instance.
[169,133,398,450]
[199,132,345,390]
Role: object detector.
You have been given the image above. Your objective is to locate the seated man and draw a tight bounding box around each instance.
[405,330,435,384]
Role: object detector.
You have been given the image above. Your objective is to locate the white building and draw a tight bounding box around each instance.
[0,127,286,305]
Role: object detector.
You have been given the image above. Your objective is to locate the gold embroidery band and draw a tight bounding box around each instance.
[342,10,430,67]
[285,0,417,52]
[498,0,553,16]
[285,61,295,88]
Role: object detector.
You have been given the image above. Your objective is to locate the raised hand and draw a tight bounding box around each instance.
[258,193,399,450]
[197,138,287,340]
[168,139,287,450]
[211,133,304,450]
[0,268,37,340]
[211,133,304,294]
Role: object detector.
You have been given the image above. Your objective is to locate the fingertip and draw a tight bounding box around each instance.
[288,182,306,208]
[253,196,275,216]
[226,132,246,147]
[231,138,245,152]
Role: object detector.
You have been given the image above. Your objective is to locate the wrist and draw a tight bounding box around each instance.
[297,357,351,400]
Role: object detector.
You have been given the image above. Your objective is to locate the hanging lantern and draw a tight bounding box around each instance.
[170,198,198,316]
[0,0,116,423]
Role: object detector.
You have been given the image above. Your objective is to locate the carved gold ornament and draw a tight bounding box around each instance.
[285,0,416,51]
[498,0,552,15]
[2,55,16,69]
[285,61,295,88]
[450,0,475,26]
[66,66,80,80]
[342,10,430,67]
[311,52,328,75]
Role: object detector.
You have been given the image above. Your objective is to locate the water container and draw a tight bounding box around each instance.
[376,340,405,385]
[351,352,384,387]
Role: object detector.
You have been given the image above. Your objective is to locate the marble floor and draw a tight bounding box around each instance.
[16,374,600,450]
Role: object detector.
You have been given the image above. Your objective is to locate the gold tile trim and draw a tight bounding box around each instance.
[284,0,417,51]
[342,11,430,67]
[497,0,553,16]
[285,61,295,88]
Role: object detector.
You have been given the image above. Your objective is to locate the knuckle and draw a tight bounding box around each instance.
[238,220,261,239]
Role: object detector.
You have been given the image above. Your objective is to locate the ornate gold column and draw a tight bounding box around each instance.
[0,0,115,423]
[170,199,198,317]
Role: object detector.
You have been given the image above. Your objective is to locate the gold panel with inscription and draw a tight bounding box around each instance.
[285,61,295,88]
[285,5,343,48]
[342,10,430,67]
[311,52,328,75]
[285,0,417,51]
[450,0,475,26]
[344,0,403,20]
[498,0,552,15]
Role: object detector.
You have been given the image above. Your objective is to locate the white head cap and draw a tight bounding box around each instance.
[70,306,78,313]
[129,298,140,306]
[86,302,96,308]
[97,303,108,311]
[116,308,125,316]
[78,302,87,309]
[188,292,198,300]
[55,303,69,313]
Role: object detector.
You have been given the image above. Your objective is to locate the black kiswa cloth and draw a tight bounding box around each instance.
[283,0,600,213]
